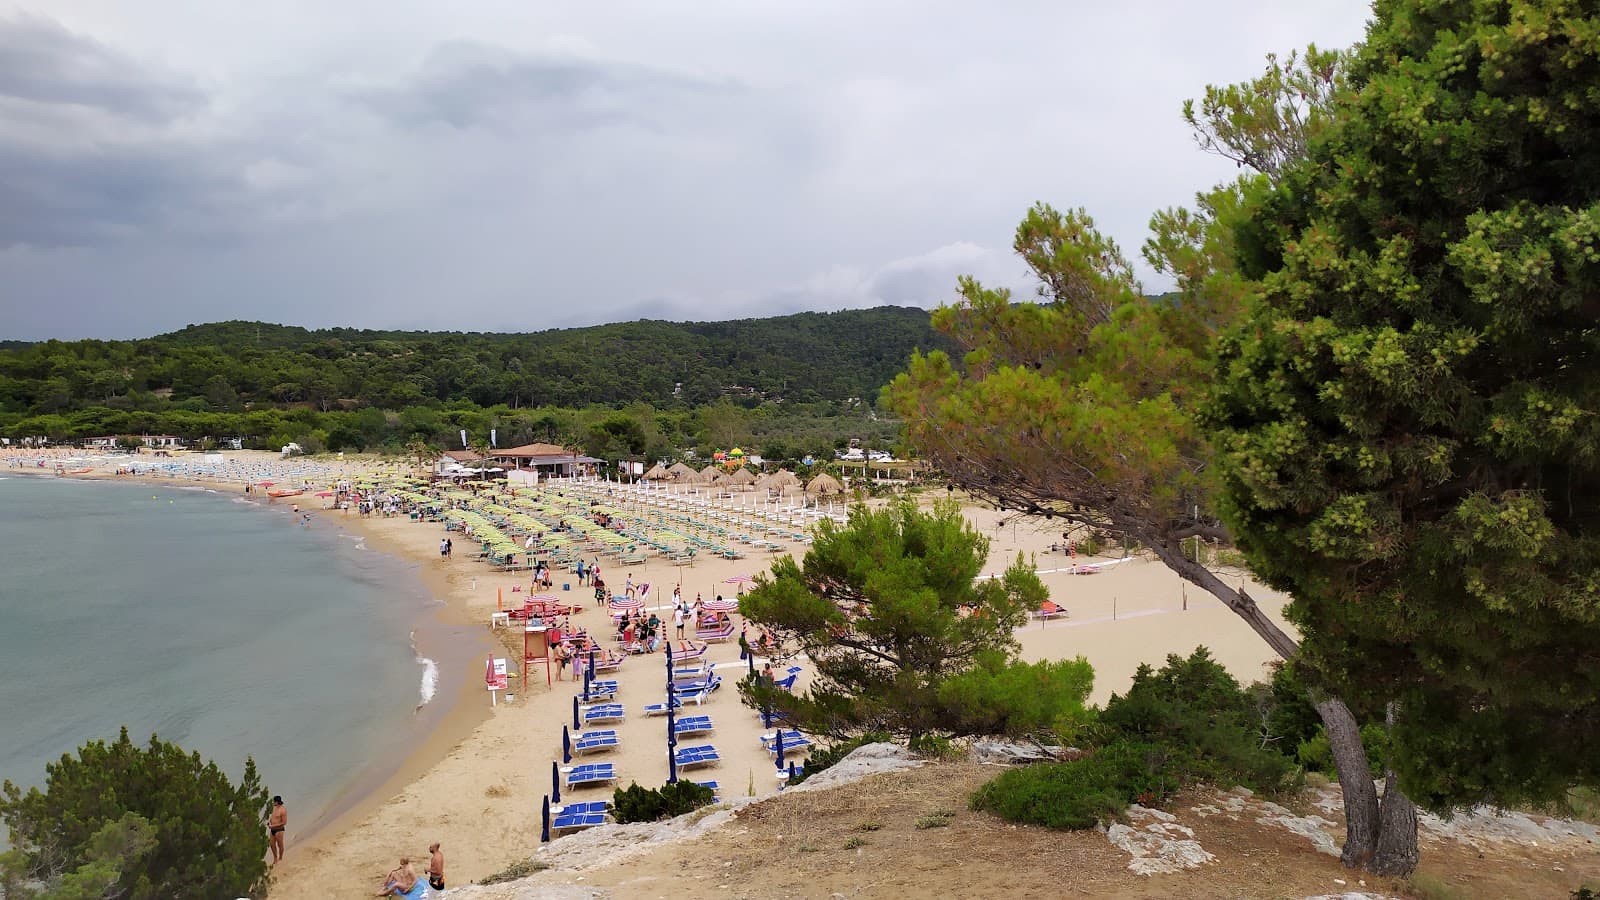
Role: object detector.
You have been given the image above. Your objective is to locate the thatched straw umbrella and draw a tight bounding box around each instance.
[643,462,670,481]
[771,469,802,488]
[668,462,697,481]
[805,473,845,495]
[729,467,756,487]
[699,465,720,480]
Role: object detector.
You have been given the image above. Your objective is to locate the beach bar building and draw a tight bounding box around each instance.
[434,449,483,477]
[489,442,601,478]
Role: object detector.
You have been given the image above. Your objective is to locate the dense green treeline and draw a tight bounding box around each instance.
[0,307,938,457]
[0,306,949,416]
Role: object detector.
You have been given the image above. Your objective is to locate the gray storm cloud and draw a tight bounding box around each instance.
[0,2,1373,340]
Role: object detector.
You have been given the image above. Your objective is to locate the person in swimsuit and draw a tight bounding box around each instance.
[267,796,287,863]
[376,857,417,896]
[427,842,445,891]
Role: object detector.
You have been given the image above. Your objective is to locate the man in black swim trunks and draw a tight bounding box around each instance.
[267,796,287,863]
[427,841,445,891]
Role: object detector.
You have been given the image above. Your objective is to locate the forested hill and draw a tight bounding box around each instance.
[0,306,952,415]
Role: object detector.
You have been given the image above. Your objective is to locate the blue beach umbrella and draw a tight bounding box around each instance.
[587,646,596,680]
[572,696,579,730]
[551,760,561,804]
[562,725,572,764]
[774,729,786,769]
[541,795,551,843]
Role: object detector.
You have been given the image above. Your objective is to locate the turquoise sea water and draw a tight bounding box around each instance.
[0,475,454,837]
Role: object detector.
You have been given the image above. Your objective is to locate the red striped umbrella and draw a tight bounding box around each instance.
[608,596,644,614]
[701,598,739,612]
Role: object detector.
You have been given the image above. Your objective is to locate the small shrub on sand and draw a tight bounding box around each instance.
[478,859,548,885]
[611,780,715,824]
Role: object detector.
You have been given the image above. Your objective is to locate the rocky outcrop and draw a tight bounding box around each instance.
[1101,805,1215,875]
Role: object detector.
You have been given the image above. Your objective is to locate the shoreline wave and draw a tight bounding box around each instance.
[411,631,438,710]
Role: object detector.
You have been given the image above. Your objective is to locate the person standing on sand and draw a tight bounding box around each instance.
[428,842,445,891]
[267,796,287,863]
[673,604,686,640]
[439,538,448,558]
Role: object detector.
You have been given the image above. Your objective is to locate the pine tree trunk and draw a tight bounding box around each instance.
[1159,545,1419,875]
[1315,697,1380,868]
[1370,704,1419,875]
[1372,772,1420,875]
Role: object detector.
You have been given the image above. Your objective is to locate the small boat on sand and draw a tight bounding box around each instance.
[267,488,305,499]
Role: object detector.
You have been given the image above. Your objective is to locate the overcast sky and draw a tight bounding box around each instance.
[0,1,1372,340]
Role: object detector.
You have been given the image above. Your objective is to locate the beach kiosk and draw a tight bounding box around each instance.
[525,624,553,689]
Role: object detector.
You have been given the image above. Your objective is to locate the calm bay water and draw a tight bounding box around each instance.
[0,475,439,834]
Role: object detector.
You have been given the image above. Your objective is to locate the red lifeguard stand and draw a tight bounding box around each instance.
[523,625,553,689]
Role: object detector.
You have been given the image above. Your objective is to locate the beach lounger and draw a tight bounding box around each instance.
[773,673,798,691]
[671,640,709,661]
[550,808,611,834]
[563,763,618,788]
[674,687,712,707]
[695,621,736,642]
[572,731,621,755]
[590,652,625,673]
[675,673,722,694]
[761,730,812,755]
[554,799,611,815]
[673,744,721,770]
[578,680,620,702]
[642,697,683,716]
[671,662,711,681]
[694,780,720,802]
[581,703,625,725]
[1032,600,1069,620]
[760,729,809,748]
[673,715,714,737]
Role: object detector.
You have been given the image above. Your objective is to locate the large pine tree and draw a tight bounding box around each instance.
[1212,0,1600,812]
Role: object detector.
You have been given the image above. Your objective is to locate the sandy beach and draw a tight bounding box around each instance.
[4,448,1296,896]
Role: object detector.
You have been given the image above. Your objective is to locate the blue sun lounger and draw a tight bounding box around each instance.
[550,803,613,834]
[563,763,617,788]
[573,730,621,755]
[578,680,620,702]
[694,780,720,802]
[676,674,723,694]
[682,685,717,706]
[673,744,721,769]
[642,697,683,716]
[761,730,812,754]
[582,703,625,725]
[673,715,714,737]
[555,800,611,815]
